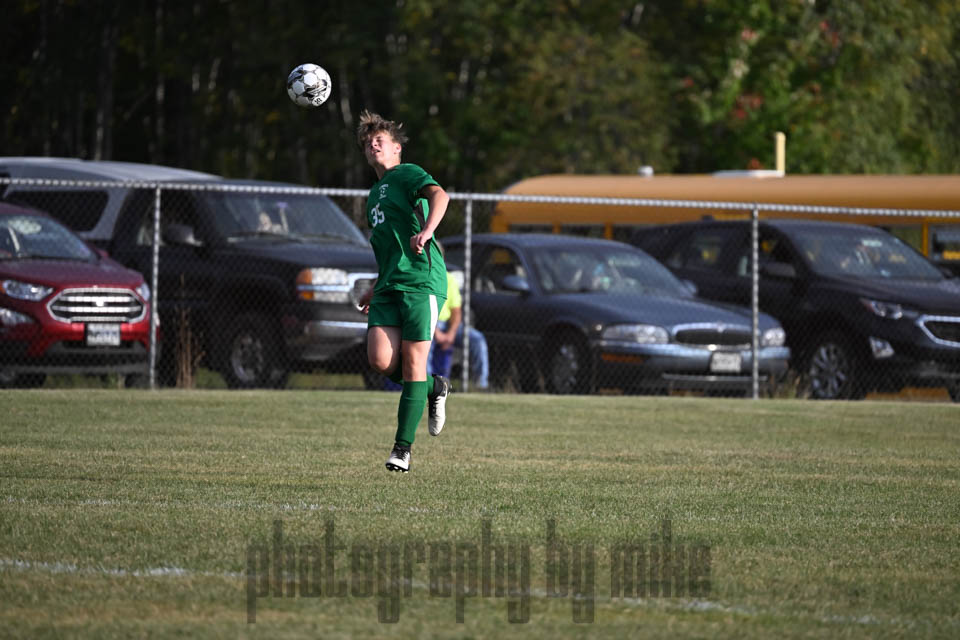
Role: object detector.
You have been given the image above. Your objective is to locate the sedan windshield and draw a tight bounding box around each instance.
[0,214,95,261]
[792,227,943,280]
[532,245,689,295]
[202,192,367,244]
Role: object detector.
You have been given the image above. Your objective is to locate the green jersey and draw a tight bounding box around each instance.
[366,163,447,298]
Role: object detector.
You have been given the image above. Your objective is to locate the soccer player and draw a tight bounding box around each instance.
[356,110,451,473]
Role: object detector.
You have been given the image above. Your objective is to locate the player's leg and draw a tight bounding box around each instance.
[367,291,404,385]
[386,293,447,472]
[368,325,402,380]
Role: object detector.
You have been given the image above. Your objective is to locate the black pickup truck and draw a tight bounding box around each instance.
[0,157,377,388]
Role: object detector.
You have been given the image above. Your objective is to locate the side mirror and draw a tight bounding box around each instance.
[84,240,110,259]
[761,261,796,279]
[163,223,203,247]
[501,274,531,294]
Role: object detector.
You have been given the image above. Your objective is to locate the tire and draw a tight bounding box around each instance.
[804,332,865,400]
[221,312,289,389]
[0,371,46,388]
[543,331,592,395]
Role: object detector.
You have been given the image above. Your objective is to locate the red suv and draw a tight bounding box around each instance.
[0,203,152,387]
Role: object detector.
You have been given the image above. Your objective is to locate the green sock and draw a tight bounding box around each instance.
[387,365,403,385]
[395,380,428,447]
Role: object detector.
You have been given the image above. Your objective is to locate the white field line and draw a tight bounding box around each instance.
[0,557,920,628]
[4,495,353,513]
[0,557,243,579]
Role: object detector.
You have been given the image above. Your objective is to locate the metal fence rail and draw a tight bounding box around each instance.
[2,176,959,401]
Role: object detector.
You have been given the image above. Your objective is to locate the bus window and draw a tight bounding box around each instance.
[509,223,554,234]
[612,225,641,242]
[931,227,960,275]
[880,225,923,253]
[560,224,605,238]
[665,227,740,271]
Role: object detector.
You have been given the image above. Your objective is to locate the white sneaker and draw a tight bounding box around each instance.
[428,376,450,436]
[385,444,411,472]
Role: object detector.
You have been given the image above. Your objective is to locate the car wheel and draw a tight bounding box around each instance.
[544,331,592,395]
[222,313,289,389]
[805,332,865,400]
[0,370,46,388]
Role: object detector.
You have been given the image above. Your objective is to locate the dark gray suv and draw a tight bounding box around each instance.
[632,219,960,401]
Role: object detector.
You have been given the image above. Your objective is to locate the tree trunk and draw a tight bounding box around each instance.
[95,6,117,160]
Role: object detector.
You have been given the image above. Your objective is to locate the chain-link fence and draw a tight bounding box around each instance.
[2,174,960,401]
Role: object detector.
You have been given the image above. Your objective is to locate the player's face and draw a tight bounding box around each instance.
[364,131,401,170]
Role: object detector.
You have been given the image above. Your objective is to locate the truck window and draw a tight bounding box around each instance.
[5,189,108,232]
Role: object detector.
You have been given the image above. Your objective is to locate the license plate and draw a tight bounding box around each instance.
[710,352,742,373]
[86,323,121,347]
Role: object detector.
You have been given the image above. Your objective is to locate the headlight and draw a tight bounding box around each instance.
[0,279,53,302]
[135,282,151,302]
[296,268,350,302]
[860,298,905,320]
[0,307,35,327]
[601,324,669,344]
[761,327,786,347]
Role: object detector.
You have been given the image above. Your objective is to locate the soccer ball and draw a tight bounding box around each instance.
[286,63,332,108]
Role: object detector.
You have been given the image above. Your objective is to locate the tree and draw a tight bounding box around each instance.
[637,0,960,174]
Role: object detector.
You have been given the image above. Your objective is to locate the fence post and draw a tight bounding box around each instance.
[461,199,473,393]
[148,185,161,390]
[751,206,759,400]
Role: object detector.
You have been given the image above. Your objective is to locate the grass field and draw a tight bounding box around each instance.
[1,390,958,639]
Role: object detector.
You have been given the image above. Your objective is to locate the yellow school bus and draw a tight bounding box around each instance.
[490,172,960,267]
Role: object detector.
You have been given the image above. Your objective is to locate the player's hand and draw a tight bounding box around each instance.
[411,231,430,256]
[357,287,374,314]
[435,331,455,350]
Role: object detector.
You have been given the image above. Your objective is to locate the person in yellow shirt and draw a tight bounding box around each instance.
[428,270,490,390]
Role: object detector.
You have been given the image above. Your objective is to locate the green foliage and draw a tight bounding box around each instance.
[640,0,960,174]
[1,0,959,190]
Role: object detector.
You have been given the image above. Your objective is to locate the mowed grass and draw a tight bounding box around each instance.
[1,390,958,639]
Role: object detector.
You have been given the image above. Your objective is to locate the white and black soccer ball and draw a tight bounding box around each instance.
[286,63,332,108]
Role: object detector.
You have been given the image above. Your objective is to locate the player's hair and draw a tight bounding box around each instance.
[357,110,408,149]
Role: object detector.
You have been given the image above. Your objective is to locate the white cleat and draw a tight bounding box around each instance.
[385,445,411,472]
[428,375,450,436]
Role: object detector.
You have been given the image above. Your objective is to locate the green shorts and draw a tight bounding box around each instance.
[368,290,445,342]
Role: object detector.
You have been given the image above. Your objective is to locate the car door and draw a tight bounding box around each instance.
[474,244,543,346]
[727,225,807,328]
[662,225,746,304]
[110,189,221,322]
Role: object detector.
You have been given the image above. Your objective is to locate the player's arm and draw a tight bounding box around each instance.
[411,184,450,255]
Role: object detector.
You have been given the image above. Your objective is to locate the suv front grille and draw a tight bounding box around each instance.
[920,316,960,346]
[48,288,145,323]
[675,326,751,347]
